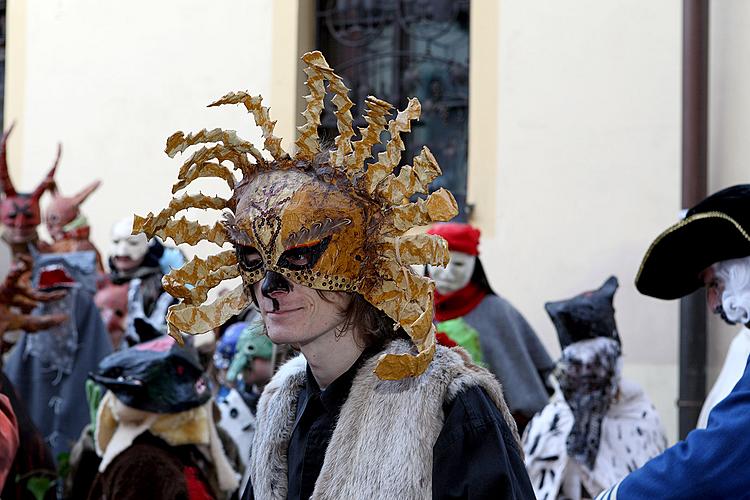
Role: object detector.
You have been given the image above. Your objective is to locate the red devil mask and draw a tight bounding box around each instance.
[0,125,60,247]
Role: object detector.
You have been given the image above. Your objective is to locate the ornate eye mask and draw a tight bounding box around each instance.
[134,51,457,380]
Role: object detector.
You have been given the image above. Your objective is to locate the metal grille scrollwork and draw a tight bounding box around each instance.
[316,0,471,219]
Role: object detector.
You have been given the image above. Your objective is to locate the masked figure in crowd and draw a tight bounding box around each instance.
[135,51,534,499]
[217,322,273,491]
[108,216,183,344]
[0,125,59,256]
[4,251,112,458]
[0,255,59,499]
[696,255,750,428]
[45,179,104,269]
[94,282,130,350]
[426,222,554,432]
[597,185,750,499]
[87,336,240,500]
[213,322,247,401]
[524,276,667,500]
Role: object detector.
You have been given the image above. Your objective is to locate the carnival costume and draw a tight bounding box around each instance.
[0,124,58,256]
[4,251,112,458]
[597,184,750,499]
[524,276,666,500]
[136,51,534,499]
[88,336,240,500]
[427,222,553,429]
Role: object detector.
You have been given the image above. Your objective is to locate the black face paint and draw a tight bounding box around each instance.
[260,271,293,312]
[278,236,331,271]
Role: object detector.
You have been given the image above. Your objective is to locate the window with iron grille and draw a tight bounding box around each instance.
[316,0,470,220]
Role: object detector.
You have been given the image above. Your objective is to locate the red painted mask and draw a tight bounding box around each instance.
[0,125,60,246]
[45,180,100,242]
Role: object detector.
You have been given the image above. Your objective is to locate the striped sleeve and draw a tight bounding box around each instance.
[595,481,621,500]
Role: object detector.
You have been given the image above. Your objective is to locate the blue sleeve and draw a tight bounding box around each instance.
[598,357,750,500]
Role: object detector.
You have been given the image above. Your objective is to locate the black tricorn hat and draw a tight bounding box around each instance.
[90,336,210,414]
[635,184,750,299]
[545,276,620,350]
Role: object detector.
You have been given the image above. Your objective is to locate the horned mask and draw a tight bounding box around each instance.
[46,180,100,242]
[0,125,60,246]
[135,51,458,380]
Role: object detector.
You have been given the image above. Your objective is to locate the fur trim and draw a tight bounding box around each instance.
[251,342,517,499]
[250,354,307,499]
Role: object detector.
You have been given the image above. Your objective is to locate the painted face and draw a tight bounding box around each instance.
[229,168,367,294]
[94,283,129,348]
[0,195,42,244]
[703,256,750,327]
[0,126,59,247]
[428,250,476,294]
[251,273,350,348]
[110,218,149,272]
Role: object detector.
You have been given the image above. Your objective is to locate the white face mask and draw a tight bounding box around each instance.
[110,217,149,270]
[711,256,750,326]
[427,250,476,295]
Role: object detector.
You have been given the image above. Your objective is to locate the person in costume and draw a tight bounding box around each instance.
[524,276,667,500]
[696,254,750,428]
[0,125,59,256]
[217,323,274,492]
[45,179,104,269]
[213,321,247,401]
[427,222,554,432]
[93,282,130,350]
[0,255,64,499]
[87,335,241,500]
[135,51,534,499]
[4,250,112,458]
[108,216,182,344]
[596,184,750,499]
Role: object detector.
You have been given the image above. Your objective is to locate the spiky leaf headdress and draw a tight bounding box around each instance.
[135,51,457,380]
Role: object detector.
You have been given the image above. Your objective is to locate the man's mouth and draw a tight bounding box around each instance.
[266,307,304,316]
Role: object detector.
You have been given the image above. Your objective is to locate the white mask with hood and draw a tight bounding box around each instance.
[428,250,476,295]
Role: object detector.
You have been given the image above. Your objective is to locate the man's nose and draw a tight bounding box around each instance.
[261,271,293,298]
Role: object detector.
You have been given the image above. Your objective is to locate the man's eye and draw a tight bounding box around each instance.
[236,245,263,272]
[453,262,464,267]
[279,236,331,271]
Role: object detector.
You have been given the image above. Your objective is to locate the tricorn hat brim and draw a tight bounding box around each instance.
[635,212,750,299]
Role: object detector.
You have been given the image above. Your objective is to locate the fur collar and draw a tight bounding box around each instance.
[251,340,518,499]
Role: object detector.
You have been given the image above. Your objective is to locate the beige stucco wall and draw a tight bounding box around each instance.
[477,0,683,441]
[3,0,280,267]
